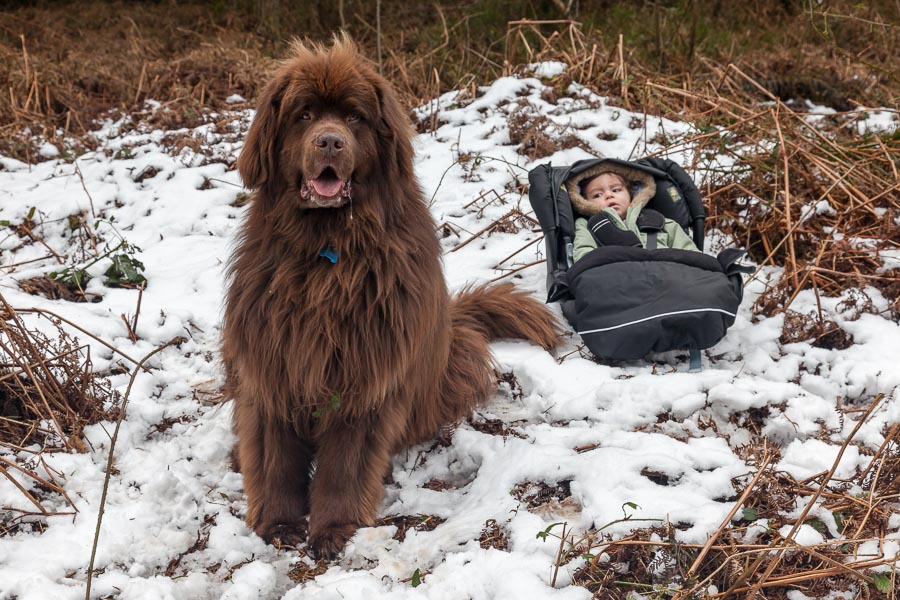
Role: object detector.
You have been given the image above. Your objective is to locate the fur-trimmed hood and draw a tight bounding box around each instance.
[565,160,657,217]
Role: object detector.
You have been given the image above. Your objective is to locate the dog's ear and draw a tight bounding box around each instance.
[238,78,287,190]
[373,77,414,178]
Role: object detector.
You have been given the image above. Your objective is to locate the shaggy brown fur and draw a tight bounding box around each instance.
[221,35,560,559]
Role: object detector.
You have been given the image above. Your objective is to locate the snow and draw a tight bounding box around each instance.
[529,61,567,79]
[851,108,899,136]
[804,104,899,136]
[1,72,898,600]
[38,142,60,158]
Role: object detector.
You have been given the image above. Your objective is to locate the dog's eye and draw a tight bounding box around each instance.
[347,113,360,123]
[300,111,312,121]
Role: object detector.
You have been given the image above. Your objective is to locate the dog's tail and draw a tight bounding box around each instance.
[402,283,559,447]
[450,282,560,350]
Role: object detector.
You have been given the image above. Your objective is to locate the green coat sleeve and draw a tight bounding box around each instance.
[663,220,699,252]
[573,217,597,262]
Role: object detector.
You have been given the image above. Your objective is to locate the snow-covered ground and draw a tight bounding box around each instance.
[1,70,898,600]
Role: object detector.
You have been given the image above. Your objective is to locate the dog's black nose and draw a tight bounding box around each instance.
[315,132,345,157]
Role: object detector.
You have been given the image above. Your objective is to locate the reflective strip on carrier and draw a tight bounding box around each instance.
[578,307,737,335]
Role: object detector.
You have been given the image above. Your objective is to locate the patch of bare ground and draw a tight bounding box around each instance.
[479,518,510,551]
[512,478,583,520]
[376,513,447,542]
[468,416,526,439]
[507,104,588,160]
[286,551,330,584]
[17,275,101,303]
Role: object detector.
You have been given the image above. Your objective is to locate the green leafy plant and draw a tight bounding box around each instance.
[50,265,91,289]
[536,521,565,541]
[50,221,146,291]
[873,573,892,594]
[805,517,828,536]
[103,252,146,287]
[114,146,134,160]
[833,511,846,533]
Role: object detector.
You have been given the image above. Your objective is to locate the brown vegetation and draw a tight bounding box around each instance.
[568,405,898,599]
[2,1,897,160]
[0,292,120,532]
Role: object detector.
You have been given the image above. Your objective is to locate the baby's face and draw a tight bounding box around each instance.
[583,173,630,218]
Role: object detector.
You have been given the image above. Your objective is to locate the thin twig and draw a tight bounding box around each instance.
[15,307,149,371]
[84,336,182,600]
[772,106,799,291]
[741,393,885,598]
[681,452,774,588]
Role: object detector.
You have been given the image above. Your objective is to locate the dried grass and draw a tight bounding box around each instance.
[507,104,587,160]
[17,276,100,304]
[0,291,120,530]
[671,69,900,321]
[0,3,271,161]
[568,396,898,599]
[0,294,118,451]
[479,518,510,551]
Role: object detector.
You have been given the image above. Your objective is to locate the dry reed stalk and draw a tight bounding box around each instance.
[616,34,627,107]
[739,394,884,597]
[448,209,536,254]
[488,259,543,284]
[671,70,900,315]
[0,454,67,509]
[14,307,148,370]
[493,236,543,269]
[772,106,799,291]
[0,292,125,524]
[14,221,65,266]
[0,294,122,464]
[781,237,831,313]
[595,535,891,555]
[679,452,774,590]
[550,522,569,587]
[84,336,181,600]
[1,297,69,448]
[714,557,894,596]
[504,19,581,71]
[0,462,47,514]
[856,424,899,484]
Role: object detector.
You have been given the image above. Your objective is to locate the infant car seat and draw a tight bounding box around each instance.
[527,157,751,367]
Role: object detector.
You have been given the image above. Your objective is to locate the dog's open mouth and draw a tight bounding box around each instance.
[300,167,351,207]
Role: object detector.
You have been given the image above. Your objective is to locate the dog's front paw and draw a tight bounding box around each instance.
[307,523,358,560]
[258,520,309,549]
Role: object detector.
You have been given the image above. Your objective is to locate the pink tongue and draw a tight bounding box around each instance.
[310,177,343,198]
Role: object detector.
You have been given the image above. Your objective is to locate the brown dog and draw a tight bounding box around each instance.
[221,35,559,559]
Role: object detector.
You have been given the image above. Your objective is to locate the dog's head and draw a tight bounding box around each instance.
[237,34,414,210]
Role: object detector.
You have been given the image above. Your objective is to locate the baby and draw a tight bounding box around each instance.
[570,165,699,262]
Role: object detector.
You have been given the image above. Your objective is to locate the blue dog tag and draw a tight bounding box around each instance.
[319,246,339,264]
